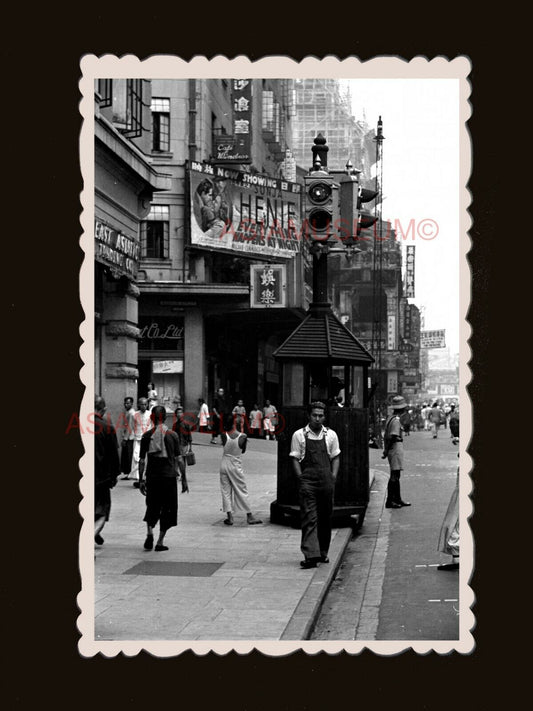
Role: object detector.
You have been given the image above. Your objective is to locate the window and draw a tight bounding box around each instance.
[141,205,169,259]
[262,90,274,132]
[151,98,170,152]
[122,79,143,139]
[97,79,112,108]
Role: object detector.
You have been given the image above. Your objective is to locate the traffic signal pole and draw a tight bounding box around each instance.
[371,116,385,445]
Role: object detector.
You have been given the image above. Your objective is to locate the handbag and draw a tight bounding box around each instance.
[185,449,196,466]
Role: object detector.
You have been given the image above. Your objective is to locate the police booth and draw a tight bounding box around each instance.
[270,302,374,528]
[269,133,376,528]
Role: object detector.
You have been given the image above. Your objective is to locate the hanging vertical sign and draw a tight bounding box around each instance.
[387,315,397,350]
[387,371,398,394]
[404,303,412,340]
[214,79,252,164]
[405,245,415,298]
[250,264,287,308]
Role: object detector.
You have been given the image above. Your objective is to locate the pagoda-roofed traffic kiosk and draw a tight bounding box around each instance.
[270,134,375,528]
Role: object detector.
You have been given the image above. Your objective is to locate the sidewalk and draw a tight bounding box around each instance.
[93,432,375,643]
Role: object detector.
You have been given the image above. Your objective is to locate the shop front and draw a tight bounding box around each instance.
[137,314,185,411]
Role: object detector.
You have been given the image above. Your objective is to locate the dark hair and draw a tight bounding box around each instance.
[197,178,214,195]
[308,401,326,414]
[223,413,235,431]
[150,406,167,425]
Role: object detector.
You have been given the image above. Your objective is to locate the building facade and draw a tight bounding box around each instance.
[94,79,170,417]
[136,79,308,414]
[94,76,423,421]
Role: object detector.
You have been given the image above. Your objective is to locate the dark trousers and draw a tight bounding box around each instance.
[120,439,134,474]
[143,476,178,531]
[298,479,333,560]
[211,413,225,438]
[387,469,402,504]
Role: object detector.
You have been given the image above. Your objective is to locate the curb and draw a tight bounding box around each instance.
[280,468,381,640]
[279,526,354,640]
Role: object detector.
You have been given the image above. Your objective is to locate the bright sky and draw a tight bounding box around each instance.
[343,79,460,355]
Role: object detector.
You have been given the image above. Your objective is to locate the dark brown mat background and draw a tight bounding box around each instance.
[6,12,499,709]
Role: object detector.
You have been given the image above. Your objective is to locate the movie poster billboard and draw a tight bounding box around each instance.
[189,162,302,259]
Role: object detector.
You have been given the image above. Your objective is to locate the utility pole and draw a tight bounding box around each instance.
[371,116,385,443]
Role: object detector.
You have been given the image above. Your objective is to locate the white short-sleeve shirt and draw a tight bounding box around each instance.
[289,425,341,462]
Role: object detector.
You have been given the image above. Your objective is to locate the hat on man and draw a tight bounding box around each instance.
[391,395,407,410]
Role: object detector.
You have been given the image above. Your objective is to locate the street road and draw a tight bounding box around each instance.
[312,429,461,641]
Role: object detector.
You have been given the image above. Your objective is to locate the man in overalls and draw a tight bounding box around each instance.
[290,402,341,569]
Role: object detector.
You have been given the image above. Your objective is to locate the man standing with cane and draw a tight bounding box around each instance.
[290,402,340,569]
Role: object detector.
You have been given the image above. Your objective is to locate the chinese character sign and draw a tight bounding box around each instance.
[250,264,287,308]
[420,329,446,348]
[405,245,415,298]
[387,371,398,394]
[404,303,412,340]
[214,79,252,163]
[387,315,397,350]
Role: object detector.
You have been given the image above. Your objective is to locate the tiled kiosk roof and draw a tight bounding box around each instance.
[273,305,374,364]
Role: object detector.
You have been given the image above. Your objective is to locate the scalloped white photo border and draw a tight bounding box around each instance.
[78,54,473,658]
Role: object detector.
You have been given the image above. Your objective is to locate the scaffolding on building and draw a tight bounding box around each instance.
[292,79,363,172]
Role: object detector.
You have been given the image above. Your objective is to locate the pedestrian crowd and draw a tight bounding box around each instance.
[93,386,277,557]
[94,384,459,573]
[381,400,458,440]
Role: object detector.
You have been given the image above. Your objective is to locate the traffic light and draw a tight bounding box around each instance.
[338,174,360,244]
[357,186,378,236]
[304,171,339,242]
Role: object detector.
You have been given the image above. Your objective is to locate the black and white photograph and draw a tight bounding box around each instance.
[78,55,473,656]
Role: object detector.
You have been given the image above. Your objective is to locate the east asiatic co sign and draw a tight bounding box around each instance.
[95,219,139,279]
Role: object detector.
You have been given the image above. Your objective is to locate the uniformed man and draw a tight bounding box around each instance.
[382,395,412,509]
